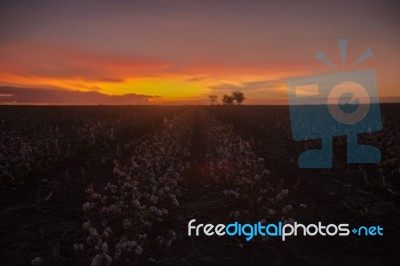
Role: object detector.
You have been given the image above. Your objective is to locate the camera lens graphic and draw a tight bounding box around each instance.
[327,81,370,125]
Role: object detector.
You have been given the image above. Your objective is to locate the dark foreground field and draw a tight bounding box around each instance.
[0,105,399,266]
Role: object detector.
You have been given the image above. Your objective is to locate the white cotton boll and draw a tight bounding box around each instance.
[88,227,98,237]
[132,199,140,208]
[91,255,102,266]
[157,236,164,245]
[82,221,91,230]
[166,239,172,248]
[285,205,293,211]
[172,199,179,206]
[287,218,295,224]
[143,221,152,228]
[150,195,158,204]
[31,257,43,266]
[234,211,240,219]
[101,206,108,213]
[102,242,108,255]
[92,193,99,200]
[110,185,117,194]
[101,196,108,205]
[122,183,131,190]
[73,243,85,251]
[135,245,143,255]
[161,208,169,216]
[109,204,116,212]
[104,255,112,265]
[169,230,177,238]
[263,169,271,176]
[113,168,119,176]
[119,238,128,250]
[130,240,137,248]
[169,179,178,187]
[82,202,91,212]
[123,219,132,230]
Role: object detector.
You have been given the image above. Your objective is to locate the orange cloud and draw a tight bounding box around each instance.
[0,86,154,105]
[0,43,172,83]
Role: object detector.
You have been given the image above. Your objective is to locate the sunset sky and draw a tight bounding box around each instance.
[0,0,399,104]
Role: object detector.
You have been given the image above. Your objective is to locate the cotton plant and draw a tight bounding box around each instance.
[77,110,194,264]
[200,111,295,225]
[0,107,183,186]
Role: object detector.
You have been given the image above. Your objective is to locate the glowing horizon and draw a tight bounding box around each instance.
[0,1,399,105]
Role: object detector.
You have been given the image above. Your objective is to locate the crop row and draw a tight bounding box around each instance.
[199,110,296,229]
[78,110,194,265]
[0,107,183,187]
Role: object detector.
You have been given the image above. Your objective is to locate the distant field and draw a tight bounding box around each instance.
[0,105,399,265]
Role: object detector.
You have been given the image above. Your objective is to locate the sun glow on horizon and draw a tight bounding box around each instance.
[0,1,399,105]
[103,78,206,100]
